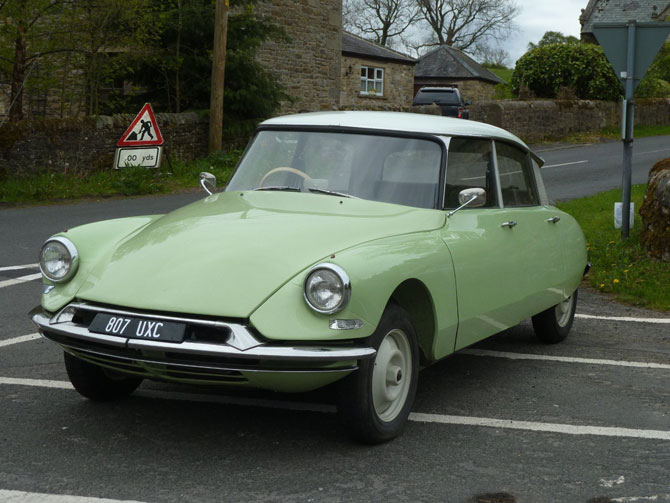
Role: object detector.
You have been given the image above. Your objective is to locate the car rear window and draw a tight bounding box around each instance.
[414,90,460,106]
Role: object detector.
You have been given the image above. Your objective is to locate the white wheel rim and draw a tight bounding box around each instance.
[555,295,574,328]
[372,329,412,423]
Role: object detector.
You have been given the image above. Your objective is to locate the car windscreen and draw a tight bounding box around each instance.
[226,130,443,209]
[414,90,460,106]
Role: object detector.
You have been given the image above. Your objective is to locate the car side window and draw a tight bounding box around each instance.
[445,138,497,209]
[496,142,539,207]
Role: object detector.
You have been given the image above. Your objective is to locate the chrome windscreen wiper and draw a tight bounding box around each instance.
[253,186,301,192]
[306,188,358,199]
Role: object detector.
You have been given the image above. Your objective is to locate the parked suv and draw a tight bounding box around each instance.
[412,87,471,119]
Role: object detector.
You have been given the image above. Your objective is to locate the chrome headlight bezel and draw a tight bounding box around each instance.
[303,263,351,315]
[39,236,79,283]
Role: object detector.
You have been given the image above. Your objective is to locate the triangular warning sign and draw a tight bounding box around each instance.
[117,103,164,147]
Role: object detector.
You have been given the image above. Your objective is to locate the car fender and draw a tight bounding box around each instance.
[40,215,163,313]
[249,231,459,361]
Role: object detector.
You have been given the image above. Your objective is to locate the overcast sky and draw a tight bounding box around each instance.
[503,0,587,63]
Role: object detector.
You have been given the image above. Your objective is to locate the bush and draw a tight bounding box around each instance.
[636,77,670,98]
[511,43,622,101]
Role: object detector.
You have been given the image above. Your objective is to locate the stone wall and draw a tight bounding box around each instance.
[0,113,208,177]
[255,0,341,114]
[414,79,498,101]
[469,99,670,143]
[340,55,415,110]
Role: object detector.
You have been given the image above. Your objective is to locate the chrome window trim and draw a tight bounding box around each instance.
[490,140,504,209]
[39,236,79,283]
[303,263,352,315]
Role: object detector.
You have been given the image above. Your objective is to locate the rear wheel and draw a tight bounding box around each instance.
[531,290,578,344]
[64,352,143,401]
[337,303,419,444]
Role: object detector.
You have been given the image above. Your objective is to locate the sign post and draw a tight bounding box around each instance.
[592,21,670,239]
[115,103,164,169]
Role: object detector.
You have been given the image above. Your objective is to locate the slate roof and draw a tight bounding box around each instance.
[581,0,670,34]
[342,32,416,65]
[414,45,505,84]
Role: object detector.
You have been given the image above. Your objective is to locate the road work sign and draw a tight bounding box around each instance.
[115,103,164,169]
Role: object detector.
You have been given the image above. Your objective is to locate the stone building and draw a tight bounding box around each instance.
[414,45,505,102]
[580,0,670,42]
[254,0,342,113]
[339,32,417,110]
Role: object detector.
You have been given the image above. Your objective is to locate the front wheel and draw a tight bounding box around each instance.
[531,290,578,344]
[64,352,143,401]
[337,303,419,444]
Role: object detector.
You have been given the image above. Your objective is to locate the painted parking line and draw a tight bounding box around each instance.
[0,263,39,272]
[611,495,670,503]
[0,273,42,289]
[576,313,670,324]
[543,160,588,168]
[2,377,670,441]
[0,489,146,503]
[0,333,41,348]
[461,348,670,370]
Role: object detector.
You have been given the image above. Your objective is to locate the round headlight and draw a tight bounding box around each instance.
[303,264,351,314]
[39,237,79,283]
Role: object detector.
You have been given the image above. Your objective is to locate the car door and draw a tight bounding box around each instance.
[440,137,565,354]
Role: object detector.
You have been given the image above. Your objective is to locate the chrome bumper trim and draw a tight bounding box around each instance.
[31,305,376,364]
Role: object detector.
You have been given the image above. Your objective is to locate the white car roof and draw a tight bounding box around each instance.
[261,111,529,151]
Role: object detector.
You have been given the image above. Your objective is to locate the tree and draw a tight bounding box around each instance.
[477,43,510,67]
[511,43,622,101]
[343,0,419,47]
[0,0,70,121]
[527,31,579,51]
[415,0,519,52]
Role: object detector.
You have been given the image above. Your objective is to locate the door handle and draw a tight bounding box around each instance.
[546,216,560,224]
[500,221,517,228]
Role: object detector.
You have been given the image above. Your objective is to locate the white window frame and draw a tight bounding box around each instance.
[360,66,384,96]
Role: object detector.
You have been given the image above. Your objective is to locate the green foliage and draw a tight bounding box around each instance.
[119,0,289,120]
[511,43,622,101]
[635,42,670,99]
[493,83,513,99]
[0,151,241,204]
[527,31,579,51]
[557,185,670,311]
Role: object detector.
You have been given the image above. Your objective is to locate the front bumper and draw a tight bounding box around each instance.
[31,302,375,385]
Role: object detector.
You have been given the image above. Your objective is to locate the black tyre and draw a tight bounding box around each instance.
[64,352,143,401]
[337,303,419,444]
[531,290,578,344]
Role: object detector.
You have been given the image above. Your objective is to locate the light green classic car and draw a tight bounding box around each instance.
[31,112,587,443]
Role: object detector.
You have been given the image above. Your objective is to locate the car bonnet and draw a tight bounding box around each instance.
[74,191,446,318]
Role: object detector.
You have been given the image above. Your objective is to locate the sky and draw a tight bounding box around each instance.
[503,0,588,63]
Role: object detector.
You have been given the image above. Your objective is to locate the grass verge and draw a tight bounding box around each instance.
[557,184,670,311]
[563,124,670,144]
[0,151,242,206]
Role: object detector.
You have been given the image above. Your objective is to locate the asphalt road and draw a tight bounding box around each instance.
[536,135,670,201]
[1,138,669,503]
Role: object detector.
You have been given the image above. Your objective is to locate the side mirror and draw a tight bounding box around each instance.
[448,188,487,217]
[199,172,216,195]
[458,187,486,207]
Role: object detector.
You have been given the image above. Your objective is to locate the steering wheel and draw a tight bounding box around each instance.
[259,167,312,187]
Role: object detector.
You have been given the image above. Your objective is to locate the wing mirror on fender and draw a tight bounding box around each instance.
[199,172,217,195]
[447,188,487,217]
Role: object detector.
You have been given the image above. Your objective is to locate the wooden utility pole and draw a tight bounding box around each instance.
[208,0,230,153]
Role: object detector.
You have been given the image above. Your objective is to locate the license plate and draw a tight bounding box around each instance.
[89,314,186,343]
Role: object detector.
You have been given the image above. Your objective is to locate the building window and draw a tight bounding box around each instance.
[360,66,384,96]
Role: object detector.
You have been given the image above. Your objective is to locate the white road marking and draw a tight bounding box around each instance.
[636,148,670,156]
[0,490,146,503]
[612,496,670,502]
[461,348,670,370]
[2,377,670,440]
[0,263,38,272]
[576,313,670,324]
[0,273,42,289]
[408,413,670,440]
[600,475,625,488]
[0,333,41,348]
[543,160,589,168]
